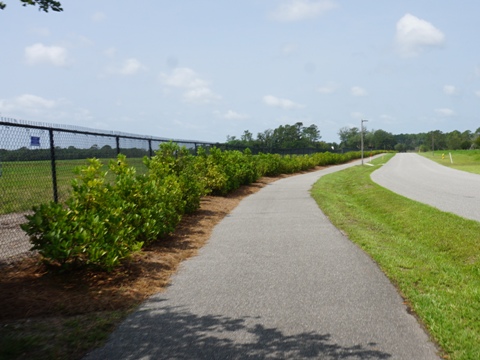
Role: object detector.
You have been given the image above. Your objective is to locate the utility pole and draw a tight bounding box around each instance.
[432,133,434,156]
[361,119,368,165]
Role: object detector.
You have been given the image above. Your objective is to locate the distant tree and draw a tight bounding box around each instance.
[338,126,360,149]
[0,0,63,12]
[240,130,254,144]
[446,130,463,150]
[302,124,321,145]
[394,143,407,152]
[372,129,396,150]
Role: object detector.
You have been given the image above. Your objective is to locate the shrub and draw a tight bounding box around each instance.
[145,142,206,214]
[21,155,184,271]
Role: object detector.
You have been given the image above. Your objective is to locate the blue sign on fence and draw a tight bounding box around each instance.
[30,136,40,147]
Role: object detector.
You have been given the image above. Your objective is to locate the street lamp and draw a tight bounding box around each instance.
[361,119,368,165]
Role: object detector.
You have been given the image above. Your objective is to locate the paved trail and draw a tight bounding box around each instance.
[371,153,480,222]
[85,159,439,360]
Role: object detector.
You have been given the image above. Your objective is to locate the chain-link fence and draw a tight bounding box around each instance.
[0,118,221,265]
[0,117,345,265]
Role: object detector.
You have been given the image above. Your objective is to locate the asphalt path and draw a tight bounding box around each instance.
[371,153,480,222]
[85,158,439,360]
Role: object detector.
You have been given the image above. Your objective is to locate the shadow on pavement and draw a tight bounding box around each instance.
[87,301,392,359]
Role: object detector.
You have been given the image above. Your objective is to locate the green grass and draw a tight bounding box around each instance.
[311,154,480,360]
[0,158,147,215]
[420,150,480,174]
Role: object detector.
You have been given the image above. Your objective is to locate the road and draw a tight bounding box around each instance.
[371,153,480,222]
[85,158,439,360]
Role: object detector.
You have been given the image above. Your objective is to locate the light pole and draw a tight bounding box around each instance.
[361,119,368,165]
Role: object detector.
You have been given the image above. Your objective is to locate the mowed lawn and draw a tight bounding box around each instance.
[421,149,480,175]
[311,154,480,360]
[0,158,147,215]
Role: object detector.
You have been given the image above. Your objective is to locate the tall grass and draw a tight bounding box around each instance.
[311,154,480,360]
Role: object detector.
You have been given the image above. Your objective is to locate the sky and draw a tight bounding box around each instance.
[1,0,480,144]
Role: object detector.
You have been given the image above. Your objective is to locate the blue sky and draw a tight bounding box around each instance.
[1,0,479,143]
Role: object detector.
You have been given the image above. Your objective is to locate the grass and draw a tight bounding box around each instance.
[311,154,480,360]
[0,311,126,360]
[0,158,147,215]
[420,150,480,174]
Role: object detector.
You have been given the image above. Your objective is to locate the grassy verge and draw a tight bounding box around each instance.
[420,150,480,174]
[311,154,480,360]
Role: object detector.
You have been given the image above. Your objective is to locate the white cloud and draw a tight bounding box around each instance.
[317,83,338,94]
[395,13,445,57]
[103,47,117,58]
[435,108,455,117]
[281,42,297,55]
[119,58,146,75]
[160,67,221,104]
[162,67,208,89]
[351,86,367,97]
[0,94,59,117]
[25,43,68,67]
[184,87,221,104]
[271,0,337,22]
[106,58,147,76]
[263,95,304,109]
[223,110,249,120]
[91,12,106,22]
[443,85,457,95]
[474,91,480,98]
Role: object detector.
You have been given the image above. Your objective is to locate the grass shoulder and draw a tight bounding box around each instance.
[311,154,480,360]
[420,150,480,175]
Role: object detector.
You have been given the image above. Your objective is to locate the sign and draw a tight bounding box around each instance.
[30,136,40,147]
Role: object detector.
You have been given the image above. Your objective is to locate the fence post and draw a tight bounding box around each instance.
[49,128,58,203]
[116,136,120,155]
[148,139,153,158]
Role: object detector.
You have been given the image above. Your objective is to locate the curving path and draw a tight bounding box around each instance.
[85,159,440,360]
[371,153,480,222]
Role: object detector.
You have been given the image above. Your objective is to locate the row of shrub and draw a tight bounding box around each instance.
[21,143,383,271]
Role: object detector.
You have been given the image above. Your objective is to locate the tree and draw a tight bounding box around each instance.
[338,126,360,149]
[302,124,321,145]
[372,129,396,150]
[0,0,63,12]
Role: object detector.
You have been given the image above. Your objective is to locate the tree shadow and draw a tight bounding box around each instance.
[86,301,391,359]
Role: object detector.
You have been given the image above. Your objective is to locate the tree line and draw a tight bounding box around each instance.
[226,122,480,152]
[0,145,148,162]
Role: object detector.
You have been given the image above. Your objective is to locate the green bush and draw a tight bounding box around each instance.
[196,147,260,195]
[145,142,206,214]
[22,155,184,270]
[22,158,143,270]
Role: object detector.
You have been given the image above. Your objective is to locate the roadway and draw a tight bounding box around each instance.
[371,153,480,222]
